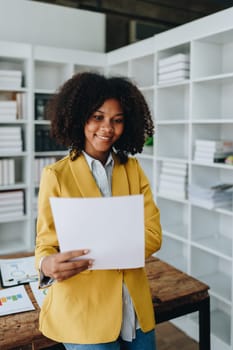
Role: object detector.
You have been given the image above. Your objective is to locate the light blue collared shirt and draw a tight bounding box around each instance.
[83,151,140,341]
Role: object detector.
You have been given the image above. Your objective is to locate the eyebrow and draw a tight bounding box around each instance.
[96,110,124,117]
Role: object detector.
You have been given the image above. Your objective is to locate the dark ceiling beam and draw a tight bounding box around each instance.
[141,0,228,14]
[77,0,211,25]
[32,0,229,26]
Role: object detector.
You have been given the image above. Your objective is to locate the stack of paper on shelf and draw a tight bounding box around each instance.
[194,139,233,163]
[0,70,22,89]
[158,160,188,199]
[0,126,23,153]
[0,190,24,219]
[189,183,233,210]
[0,100,17,122]
[0,158,15,185]
[158,53,190,84]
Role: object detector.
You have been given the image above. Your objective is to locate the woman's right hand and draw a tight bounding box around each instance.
[41,250,93,282]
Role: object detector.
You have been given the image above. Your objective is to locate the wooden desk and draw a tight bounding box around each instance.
[146,257,210,350]
[0,254,210,350]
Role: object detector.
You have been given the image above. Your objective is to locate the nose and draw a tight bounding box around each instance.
[100,120,113,132]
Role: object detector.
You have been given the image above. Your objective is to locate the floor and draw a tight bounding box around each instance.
[44,322,198,350]
[156,322,198,350]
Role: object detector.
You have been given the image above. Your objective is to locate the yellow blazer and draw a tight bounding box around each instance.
[35,153,162,344]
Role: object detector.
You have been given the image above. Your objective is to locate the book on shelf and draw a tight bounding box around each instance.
[0,115,17,122]
[0,126,23,153]
[35,126,67,152]
[0,70,22,89]
[0,158,15,186]
[161,166,187,176]
[158,61,190,74]
[16,93,27,119]
[190,197,232,210]
[34,157,56,184]
[160,173,187,184]
[0,126,22,135]
[0,204,24,214]
[158,53,189,67]
[158,189,186,200]
[0,199,23,207]
[158,53,190,84]
[158,160,188,199]
[0,100,17,106]
[194,139,233,163]
[0,70,22,78]
[35,93,51,120]
[0,145,22,155]
[189,183,233,210]
[162,161,187,169]
[0,190,24,213]
[194,151,233,163]
[158,70,189,83]
[195,139,233,151]
[159,180,187,191]
[0,189,23,198]
[0,140,22,147]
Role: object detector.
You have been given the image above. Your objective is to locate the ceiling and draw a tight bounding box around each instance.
[31,0,233,51]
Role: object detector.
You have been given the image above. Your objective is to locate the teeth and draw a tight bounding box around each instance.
[97,135,110,140]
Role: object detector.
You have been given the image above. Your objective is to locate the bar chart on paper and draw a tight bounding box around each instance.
[0,285,34,316]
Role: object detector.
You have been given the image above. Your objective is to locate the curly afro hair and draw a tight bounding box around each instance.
[46,71,154,163]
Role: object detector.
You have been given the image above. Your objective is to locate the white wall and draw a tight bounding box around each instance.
[0,0,105,52]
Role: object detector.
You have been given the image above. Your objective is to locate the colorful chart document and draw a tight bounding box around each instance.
[50,194,145,269]
[0,285,35,316]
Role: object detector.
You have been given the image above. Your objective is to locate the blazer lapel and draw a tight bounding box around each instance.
[112,154,130,196]
[69,153,130,197]
[69,154,102,197]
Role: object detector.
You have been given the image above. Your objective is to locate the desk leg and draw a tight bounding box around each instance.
[199,296,210,350]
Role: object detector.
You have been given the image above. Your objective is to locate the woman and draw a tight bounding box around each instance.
[35,72,162,350]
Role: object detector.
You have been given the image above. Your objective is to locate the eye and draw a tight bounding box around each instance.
[113,117,124,124]
[92,114,103,121]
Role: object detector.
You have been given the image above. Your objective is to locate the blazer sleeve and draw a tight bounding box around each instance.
[35,167,61,269]
[136,160,162,258]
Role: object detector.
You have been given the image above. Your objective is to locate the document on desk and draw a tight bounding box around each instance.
[0,256,38,287]
[50,194,145,269]
[30,281,48,308]
[0,285,35,316]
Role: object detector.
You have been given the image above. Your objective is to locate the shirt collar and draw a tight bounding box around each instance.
[82,151,114,170]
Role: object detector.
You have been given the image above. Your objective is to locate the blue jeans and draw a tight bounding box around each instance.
[63,329,157,350]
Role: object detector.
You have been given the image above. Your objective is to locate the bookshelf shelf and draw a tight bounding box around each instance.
[34,120,50,126]
[192,236,232,259]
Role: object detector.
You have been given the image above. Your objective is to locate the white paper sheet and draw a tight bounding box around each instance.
[50,195,144,269]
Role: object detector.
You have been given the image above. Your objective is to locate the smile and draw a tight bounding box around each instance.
[96,134,112,141]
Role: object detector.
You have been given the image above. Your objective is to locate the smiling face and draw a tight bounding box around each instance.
[84,98,124,164]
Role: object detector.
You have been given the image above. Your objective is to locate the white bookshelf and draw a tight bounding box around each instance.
[1,6,233,349]
[0,41,33,253]
[107,8,233,350]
